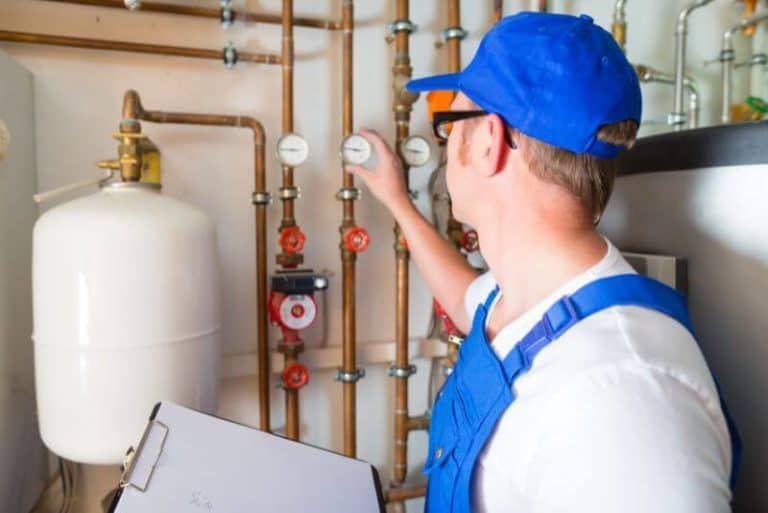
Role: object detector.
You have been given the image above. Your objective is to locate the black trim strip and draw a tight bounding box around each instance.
[617,121,768,176]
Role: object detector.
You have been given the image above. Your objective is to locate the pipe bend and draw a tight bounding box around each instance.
[677,0,714,33]
[238,116,266,146]
[724,11,768,46]
[122,89,145,119]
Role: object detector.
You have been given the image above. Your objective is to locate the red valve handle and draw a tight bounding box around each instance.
[279,226,306,254]
[460,229,479,253]
[282,362,310,390]
[434,299,461,336]
[343,226,370,253]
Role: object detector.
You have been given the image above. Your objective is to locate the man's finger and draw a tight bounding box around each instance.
[359,128,393,158]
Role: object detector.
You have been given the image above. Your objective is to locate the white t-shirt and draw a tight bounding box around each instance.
[464,239,733,513]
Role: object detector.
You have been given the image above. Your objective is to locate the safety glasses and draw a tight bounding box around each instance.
[432,110,517,149]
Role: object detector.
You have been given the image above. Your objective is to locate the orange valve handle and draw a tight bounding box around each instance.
[279,226,306,254]
[282,362,310,390]
[461,229,479,253]
[344,226,370,253]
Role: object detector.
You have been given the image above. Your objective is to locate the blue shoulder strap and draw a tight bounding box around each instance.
[499,273,741,489]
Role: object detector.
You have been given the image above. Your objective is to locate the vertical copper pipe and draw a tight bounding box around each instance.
[281,0,296,229]
[121,91,271,432]
[494,0,503,22]
[447,1,461,73]
[390,0,421,502]
[340,0,358,459]
[279,0,302,443]
[538,0,549,12]
[444,0,464,369]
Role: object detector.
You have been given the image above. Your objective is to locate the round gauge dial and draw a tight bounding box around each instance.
[400,135,431,167]
[340,134,373,166]
[276,133,310,167]
[0,119,9,163]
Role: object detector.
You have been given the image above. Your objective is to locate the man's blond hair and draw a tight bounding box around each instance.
[518,121,639,220]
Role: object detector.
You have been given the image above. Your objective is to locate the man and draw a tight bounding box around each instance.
[347,11,737,513]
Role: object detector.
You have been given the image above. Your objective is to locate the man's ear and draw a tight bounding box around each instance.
[479,113,508,177]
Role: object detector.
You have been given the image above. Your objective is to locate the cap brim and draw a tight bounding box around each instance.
[406,73,461,93]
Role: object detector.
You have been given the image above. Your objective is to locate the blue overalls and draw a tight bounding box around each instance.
[423,274,741,513]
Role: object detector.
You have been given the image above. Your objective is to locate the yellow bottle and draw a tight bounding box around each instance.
[730,96,767,123]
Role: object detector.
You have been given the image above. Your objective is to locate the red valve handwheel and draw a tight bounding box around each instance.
[279,226,306,254]
[344,227,370,253]
[282,362,310,390]
[460,229,479,253]
[434,299,460,337]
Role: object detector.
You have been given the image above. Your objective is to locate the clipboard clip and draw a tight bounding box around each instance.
[119,419,170,493]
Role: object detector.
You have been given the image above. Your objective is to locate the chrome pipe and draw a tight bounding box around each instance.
[721,11,768,123]
[635,64,700,129]
[612,0,628,52]
[672,0,714,131]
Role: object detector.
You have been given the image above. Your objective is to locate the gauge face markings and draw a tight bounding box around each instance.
[400,135,431,167]
[340,134,373,166]
[276,133,309,167]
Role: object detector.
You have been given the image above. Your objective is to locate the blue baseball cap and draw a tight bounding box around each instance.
[407,12,641,159]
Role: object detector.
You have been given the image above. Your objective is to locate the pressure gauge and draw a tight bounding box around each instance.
[340,134,373,166]
[400,135,431,167]
[0,119,9,163]
[276,133,309,167]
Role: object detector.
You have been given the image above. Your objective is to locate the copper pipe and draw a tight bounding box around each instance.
[339,0,359,459]
[42,0,341,30]
[494,0,503,22]
[446,0,461,73]
[284,353,299,439]
[121,90,271,432]
[0,30,280,64]
[384,486,427,503]
[390,0,421,499]
[405,414,430,432]
[278,0,303,442]
[443,0,464,370]
[538,0,549,12]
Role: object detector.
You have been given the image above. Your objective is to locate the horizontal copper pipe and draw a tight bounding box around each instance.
[405,414,430,433]
[122,90,272,433]
[0,30,281,64]
[385,486,426,503]
[43,0,341,30]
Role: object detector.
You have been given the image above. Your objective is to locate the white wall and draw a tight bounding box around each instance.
[0,0,765,511]
[0,52,47,511]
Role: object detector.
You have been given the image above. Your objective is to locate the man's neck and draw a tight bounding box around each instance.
[481,221,607,325]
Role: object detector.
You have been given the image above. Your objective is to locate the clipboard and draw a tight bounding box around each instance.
[108,401,385,513]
